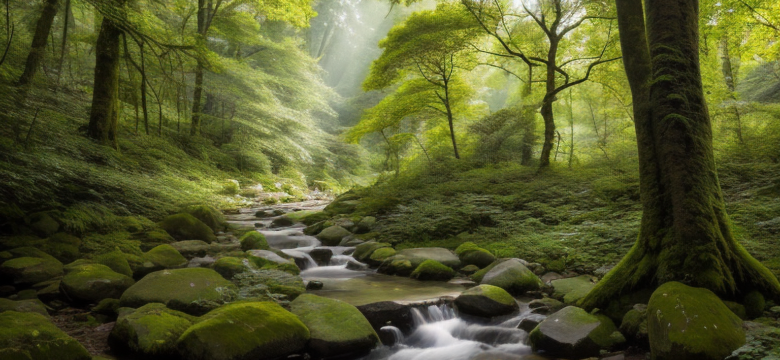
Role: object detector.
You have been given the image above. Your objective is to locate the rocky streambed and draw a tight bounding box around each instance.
[1,198,779,360]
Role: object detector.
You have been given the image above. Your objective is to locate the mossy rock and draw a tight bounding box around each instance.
[118,216,154,233]
[353,242,391,263]
[1,256,63,287]
[270,216,295,228]
[139,244,188,275]
[478,258,542,295]
[246,251,301,276]
[303,221,327,236]
[460,264,480,275]
[284,210,322,224]
[0,298,49,317]
[185,205,227,232]
[214,257,252,280]
[301,212,331,226]
[410,259,456,281]
[0,311,91,360]
[60,264,135,303]
[42,233,81,263]
[232,270,305,301]
[134,229,175,248]
[239,232,269,251]
[5,247,58,261]
[528,297,565,315]
[551,275,597,304]
[528,306,624,358]
[290,294,379,357]
[455,242,496,268]
[316,226,352,246]
[647,282,746,360]
[108,303,195,357]
[176,302,310,360]
[369,247,396,265]
[545,259,566,273]
[157,213,216,243]
[743,291,765,319]
[354,216,377,234]
[619,304,648,342]
[602,288,653,323]
[724,301,748,320]
[91,250,133,277]
[169,240,211,259]
[120,268,237,316]
[324,199,360,216]
[455,284,519,318]
[92,298,120,317]
[377,258,415,276]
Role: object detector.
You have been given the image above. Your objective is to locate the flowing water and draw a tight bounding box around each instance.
[226,203,551,360]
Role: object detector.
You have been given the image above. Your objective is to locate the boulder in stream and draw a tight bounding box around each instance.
[410,259,456,281]
[477,259,542,295]
[316,225,352,246]
[647,282,745,360]
[176,301,310,360]
[551,275,597,304]
[528,306,625,358]
[239,232,269,251]
[290,294,380,358]
[396,248,461,269]
[455,242,496,268]
[309,248,333,266]
[455,284,519,318]
[357,301,414,340]
[353,241,392,263]
[157,213,216,243]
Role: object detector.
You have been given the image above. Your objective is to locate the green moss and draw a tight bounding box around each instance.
[285,210,322,224]
[232,270,305,301]
[239,232,269,251]
[143,244,188,269]
[477,259,542,295]
[647,282,746,360]
[109,303,195,357]
[289,294,379,356]
[185,205,227,232]
[92,298,120,316]
[214,257,250,280]
[723,301,747,320]
[60,264,135,303]
[353,241,391,262]
[91,250,133,277]
[40,233,81,263]
[378,258,414,276]
[546,259,566,273]
[455,242,481,256]
[464,284,515,306]
[0,299,49,317]
[369,247,396,263]
[551,275,598,305]
[176,302,310,360]
[1,256,64,286]
[120,268,237,315]
[743,291,765,319]
[0,311,91,360]
[81,231,143,257]
[316,225,352,246]
[134,229,175,245]
[410,259,456,281]
[157,213,216,243]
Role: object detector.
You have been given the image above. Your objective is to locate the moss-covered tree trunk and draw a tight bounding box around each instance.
[190,61,204,136]
[579,0,780,309]
[520,66,535,166]
[538,40,559,168]
[87,8,124,149]
[16,0,60,86]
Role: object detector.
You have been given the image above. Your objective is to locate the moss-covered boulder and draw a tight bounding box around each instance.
[170,240,211,259]
[743,290,766,319]
[1,256,63,287]
[647,282,745,360]
[176,302,310,360]
[60,263,135,303]
[0,298,49,317]
[460,264,480,276]
[396,248,461,269]
[108,303,195,357]
[368,247,396,266]
[214,257,252,280]
[455,284,518,318]
[551,275,597,304]
[410,259,456,281]
[479,258,542,295]
[455,242,496,268]
[92,250,133,277]
[120,268,236,315]
[619,304,648,343]
[354,216,377,234]
[316,225,352,246]
[239,232,269,251]
[290,294,379,357]
[377,258,415,276]
[185,205,227,232]
[300,211,330,226]
[303,221,328,236]
[246,250,300,275]
[25,212,61,237]
[137,244,188,276]
[270,216,295,228]
[528,306,625,358]
[353,241,392,263]
[324,198,360,216]
[232,270,305,301]
[0,311,91,360]
[157,213,216,243]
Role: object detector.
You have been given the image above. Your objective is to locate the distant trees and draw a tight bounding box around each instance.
[16,0,59,86]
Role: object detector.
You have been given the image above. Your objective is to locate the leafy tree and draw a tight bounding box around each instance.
[579,0,780,309]
[357,2,481,160]
[463,0,620,168]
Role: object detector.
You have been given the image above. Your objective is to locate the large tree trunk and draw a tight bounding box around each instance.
[190,61,204,136]
[520,66,535,166]
[579,0,780,309]
[538,40,559,168]
[16,0,60,86]
[87,13,123,149]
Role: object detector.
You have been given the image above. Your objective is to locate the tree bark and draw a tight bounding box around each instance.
[87,6,124,149]
[579,0,780,309]
[719,37,744,144]
[538,40,559,168]
[17,0,59,86]
[520,66,536,166]
[190,61,204,135]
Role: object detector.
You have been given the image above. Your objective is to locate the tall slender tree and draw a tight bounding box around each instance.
[579,0,780,309]
[16,0,60,86]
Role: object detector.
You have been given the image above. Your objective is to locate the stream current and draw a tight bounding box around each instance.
[226,202,549,360]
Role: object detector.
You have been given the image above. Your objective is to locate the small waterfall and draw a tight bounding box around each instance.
[281,249,318,269]
[330,254,354,265]
[380,326,405,345]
